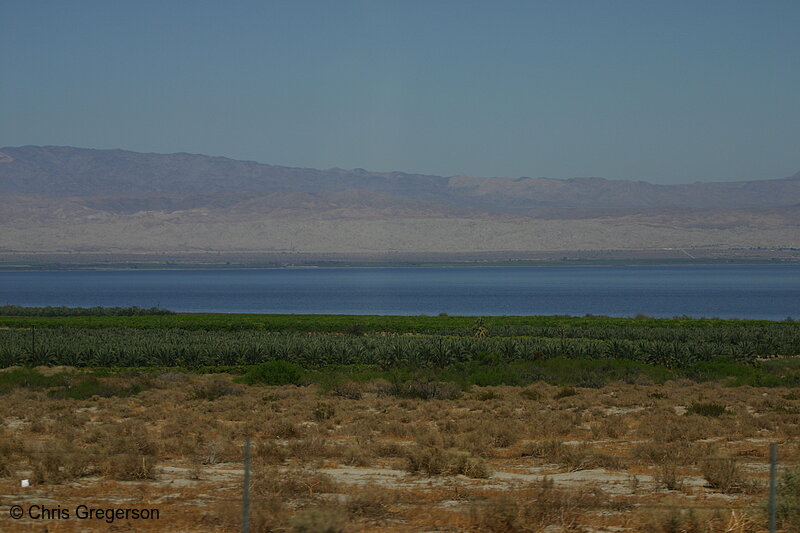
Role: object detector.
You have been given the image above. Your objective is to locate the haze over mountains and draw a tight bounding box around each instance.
[1,146,798,260]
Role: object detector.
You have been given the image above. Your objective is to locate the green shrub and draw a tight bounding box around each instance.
[0,369,148,400]
[0,368,69,393]
[575,379,605,389]
[686,402,727,417]
[241,361,304,386]
[59,378,146,400]
[468,367,522,387]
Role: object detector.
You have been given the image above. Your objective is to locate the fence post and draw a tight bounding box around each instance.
[769,443,777,533]
[242,436,252,533]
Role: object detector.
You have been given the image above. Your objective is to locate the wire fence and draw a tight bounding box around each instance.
[5,440,796,531]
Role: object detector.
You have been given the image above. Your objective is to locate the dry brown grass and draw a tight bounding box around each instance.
[522,440,624,471]
[252,466,337,498]
[1,372,797,531]
[469,480,603,532]
[405,445,491,478]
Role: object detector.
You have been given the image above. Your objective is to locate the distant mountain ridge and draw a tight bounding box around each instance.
[1,145,798,210]
[0,145,798,257]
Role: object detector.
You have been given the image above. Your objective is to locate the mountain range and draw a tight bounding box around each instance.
[1,145,798,261]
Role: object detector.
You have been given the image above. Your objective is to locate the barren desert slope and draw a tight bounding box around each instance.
[1,146,798,260]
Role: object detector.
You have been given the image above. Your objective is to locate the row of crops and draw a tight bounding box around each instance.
[440,324,798,345]
[1,324,798,369]
[0,313,791,333]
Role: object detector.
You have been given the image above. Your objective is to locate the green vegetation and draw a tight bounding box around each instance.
[686,402,728,417]
[2,323,798,370]
[0,367,70,392]
[54,376,148,400]
[0,305,174,317]
[0,308,798,390]
[240,361,304,386]
[0,310,793,332]
[2,356,795,399]
[0,367,149,399]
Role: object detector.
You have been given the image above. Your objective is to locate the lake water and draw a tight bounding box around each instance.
[1,265,798,320]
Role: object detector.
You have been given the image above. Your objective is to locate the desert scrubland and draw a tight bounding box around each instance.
[1,311,799,532]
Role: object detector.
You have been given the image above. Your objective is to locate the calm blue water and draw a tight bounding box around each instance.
[0,265,798,319]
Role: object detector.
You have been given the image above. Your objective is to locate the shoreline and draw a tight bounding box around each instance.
[1,257,798,272]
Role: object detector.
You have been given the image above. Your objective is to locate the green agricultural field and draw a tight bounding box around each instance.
[0,309,791,332]
[0,307,798,388]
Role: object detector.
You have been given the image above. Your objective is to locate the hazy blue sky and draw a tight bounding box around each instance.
[2,1,798,183]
